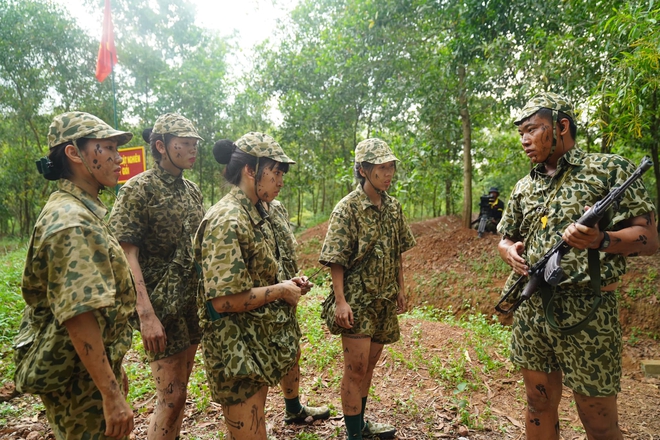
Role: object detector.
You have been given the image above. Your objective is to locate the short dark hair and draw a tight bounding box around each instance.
[536,108,577,140]
[354,161,396,187]
[47,138,91,180]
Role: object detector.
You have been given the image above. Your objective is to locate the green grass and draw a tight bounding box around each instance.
[395,306,511,429]
[124,333,156,407]
[0,241,27,384]
[0,395,44,427]
[298,287,342,373]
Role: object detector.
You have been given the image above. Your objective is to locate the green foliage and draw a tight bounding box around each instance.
[0,242,27,383]
[0,0,106,236]
[297,288,342,372]
[0,396,44,428]
[2,0,660,233]
[124,334,156,405]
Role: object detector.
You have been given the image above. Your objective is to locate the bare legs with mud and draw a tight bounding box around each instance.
[147,344,198,440]
[222,386,269,440]
[341,334,384,438]
[280,350,302,399]
[521,368,623,440]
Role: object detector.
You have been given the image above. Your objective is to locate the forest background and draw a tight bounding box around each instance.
[1,0,660,236]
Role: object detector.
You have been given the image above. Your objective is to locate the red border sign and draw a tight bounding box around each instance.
[118,146,146,184]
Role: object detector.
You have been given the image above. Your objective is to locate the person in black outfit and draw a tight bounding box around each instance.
[475,186,505,235]
[487,187,505,224]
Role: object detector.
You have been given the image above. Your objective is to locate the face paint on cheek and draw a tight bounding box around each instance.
[95,144,102,154]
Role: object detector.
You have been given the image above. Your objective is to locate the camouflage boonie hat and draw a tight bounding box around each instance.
[355,138,399,164]
[153,113,203,140]
[514,92,575,125]
[235,132,295,164]
[47,112,133,149]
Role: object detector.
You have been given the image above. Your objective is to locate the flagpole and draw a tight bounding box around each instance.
[111,64,119,196]
[111,67,117,129]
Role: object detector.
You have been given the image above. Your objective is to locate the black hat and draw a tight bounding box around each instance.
[489,187,499,193]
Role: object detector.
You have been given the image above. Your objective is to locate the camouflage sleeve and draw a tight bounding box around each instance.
[497,181,524,241]
[199,217,254,299]
[108,179,149,246]
[397,202,416,253]
[271,202,299,265]
[606,155,656,227]
[39,226,116,325]
[319,202,356,267]
[271,202,298,247]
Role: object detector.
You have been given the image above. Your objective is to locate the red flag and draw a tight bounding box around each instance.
[95,0,117,82]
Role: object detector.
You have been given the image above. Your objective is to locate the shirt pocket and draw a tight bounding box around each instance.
[148,195,184,256]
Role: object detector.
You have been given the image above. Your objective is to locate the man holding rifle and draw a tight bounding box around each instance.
[497,92,658,439]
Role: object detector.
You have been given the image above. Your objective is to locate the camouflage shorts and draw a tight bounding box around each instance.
[40,368,128,440]
[201,308,299,406]
[510,289,622,397]
[145,292,201,362]
[326,297,400,345]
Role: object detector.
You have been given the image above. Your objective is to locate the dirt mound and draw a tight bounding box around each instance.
[408,215,462,237]
[296,215,660,335]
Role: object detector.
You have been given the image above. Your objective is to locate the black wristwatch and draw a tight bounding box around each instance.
[598,231,611,251]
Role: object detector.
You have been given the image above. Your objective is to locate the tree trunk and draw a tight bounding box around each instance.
[321,141,327,213]
[210,162,215,204]
[297,187,302,228]
[600,98,611,154]
[650,90,660,228]
[445,179,452,216]
[458,65,472,229]
[198,146,203,201]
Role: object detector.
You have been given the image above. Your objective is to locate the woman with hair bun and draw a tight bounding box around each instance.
[15,111,135,439]
[109,113,204,440]
[194,133,328,440]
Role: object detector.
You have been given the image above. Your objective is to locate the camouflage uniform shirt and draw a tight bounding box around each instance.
[194,187,300,405]
[109,163,204,323]
[264,200,299,281]
[16,179,136,391]
[319,185,416,308]
[498,147,656,291]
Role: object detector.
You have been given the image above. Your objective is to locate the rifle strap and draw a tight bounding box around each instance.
[541,248,603,335]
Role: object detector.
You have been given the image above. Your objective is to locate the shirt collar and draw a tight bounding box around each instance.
[57,179,108,219]
[530,147,585,179]
[229,186,266,226]
[356,184,392,211]
[153,162,183,185]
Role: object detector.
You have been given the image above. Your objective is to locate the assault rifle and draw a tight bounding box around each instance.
[495,156,653,314]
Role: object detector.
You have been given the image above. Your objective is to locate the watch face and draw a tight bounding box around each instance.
[600,232,610,250]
